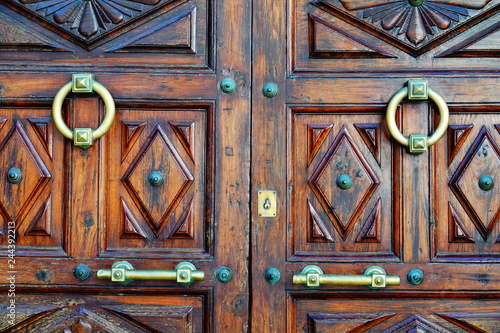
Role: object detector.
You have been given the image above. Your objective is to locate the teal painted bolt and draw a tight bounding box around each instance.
[220,78,236,93]
[407,269,424,285]
[148,171,165,187]
[217,267,233,283]
[74,264,92,281]
[478,175,494,191]
[7,168,22,184]
[336,174,353,190]
[265,268,281,285]
[262,83,278,98]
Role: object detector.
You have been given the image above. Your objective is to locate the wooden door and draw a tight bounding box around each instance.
[252,0,500,332]
[0,0,250,332]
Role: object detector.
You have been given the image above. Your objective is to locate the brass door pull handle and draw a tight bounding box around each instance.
[52,73,115,148]
[386,79,449,154]
[293,265,400,289]
[97,261,204,285]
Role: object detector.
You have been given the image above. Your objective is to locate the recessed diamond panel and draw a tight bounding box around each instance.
[449,126,500,240]
[122,125,193,236]
[308,127,379,240]
[0,121,51,222]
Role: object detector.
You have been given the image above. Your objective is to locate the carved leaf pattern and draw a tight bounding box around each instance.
[339,0,493,45]
[18,0,161,39]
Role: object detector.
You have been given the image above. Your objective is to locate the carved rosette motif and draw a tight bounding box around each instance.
[338,0,493,45]
[12,0,165,42]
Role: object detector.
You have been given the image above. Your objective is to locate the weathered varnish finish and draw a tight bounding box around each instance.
[0,0,250,331]
[1,0,500,332]
[253,0,500,332]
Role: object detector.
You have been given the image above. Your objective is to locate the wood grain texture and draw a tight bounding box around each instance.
[1,0,500,330]
[213,0,252,329]
[289,109,397,260]
[251,0,287,330]
[103,105,210,257]
[0,294,206,332]
[0,1,212,70]
[433,111,500,260]
[0,0,250,331]
[0,106,67,256]
[291,296,500,333]
[68,98,101,260]
[291,0,500,73]
[271,0,500,330]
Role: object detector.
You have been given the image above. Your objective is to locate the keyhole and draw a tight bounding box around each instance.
[263,198,271,210]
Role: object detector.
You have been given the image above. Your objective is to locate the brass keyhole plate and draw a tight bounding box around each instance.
[258,190,277,217]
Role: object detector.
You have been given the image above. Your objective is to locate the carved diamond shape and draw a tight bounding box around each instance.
[449,127,500,240]
[103,305,195,332]
[7,0,182,49]
[307,312,395,332]
[17,307,124,332]
[383,314,452,332]
[122,125,193,236]
[0,121,51,222]
[438,312,500,332]
[309,127,379,240]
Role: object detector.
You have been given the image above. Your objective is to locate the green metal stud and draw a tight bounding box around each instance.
[407,269,424,285]
[336,174,353,190]
[478,175,494,191]
[148,171,165,187]
[265,268,281,285]
[408,0,424,7]
[7,168,22,184]
[217,267,233,283]
[220,78,236,93]
[262,83,278,98]
[74,264,92,281]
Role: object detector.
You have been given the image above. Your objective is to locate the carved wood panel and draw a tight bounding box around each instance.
[0,105,67,256]
[433,110,500,261]
[0,0,251,329]
[291,0,500,73]
[0,0,211,69]
[0,294,205,332]
[8,0,188,44]
[289,107,399,261]
[102,104,212,258]
[291,296,500,332]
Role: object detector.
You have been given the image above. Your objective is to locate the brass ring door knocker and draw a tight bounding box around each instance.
[386,80,449,154]
[52,73,115,148]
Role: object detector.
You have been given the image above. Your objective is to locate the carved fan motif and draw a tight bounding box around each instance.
[314,0,495,55]
[343,0,491,45]
[9,0,180,47]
